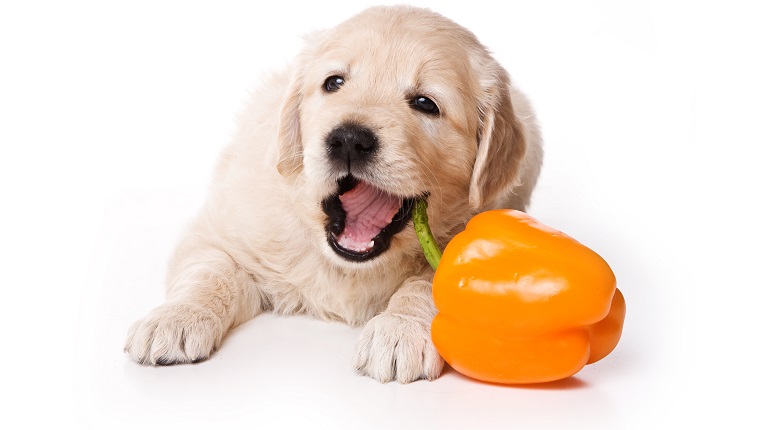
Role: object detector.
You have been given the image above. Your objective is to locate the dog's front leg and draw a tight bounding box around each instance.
[125,245,264,365]
[354,276,445,383]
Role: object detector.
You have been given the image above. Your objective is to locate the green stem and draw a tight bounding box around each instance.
[412,199,443,271]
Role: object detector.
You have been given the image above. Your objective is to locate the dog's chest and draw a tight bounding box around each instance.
[260,266,401,326]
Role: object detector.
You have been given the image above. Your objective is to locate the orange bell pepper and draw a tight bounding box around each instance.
[412,201,625,384]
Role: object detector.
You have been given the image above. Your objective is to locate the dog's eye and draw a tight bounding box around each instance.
[323,76,345,93]
[410,96,439,115]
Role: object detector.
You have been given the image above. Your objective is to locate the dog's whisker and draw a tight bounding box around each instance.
[416,161,444,210]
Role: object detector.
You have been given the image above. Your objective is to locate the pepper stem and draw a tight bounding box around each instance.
[412,199,443,271]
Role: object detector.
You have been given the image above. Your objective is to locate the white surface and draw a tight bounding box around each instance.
[2,1,758,428]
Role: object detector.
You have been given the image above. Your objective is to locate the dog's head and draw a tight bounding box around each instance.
[277,6,526,267]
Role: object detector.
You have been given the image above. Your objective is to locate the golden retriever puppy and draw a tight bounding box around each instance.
[124,5,543,383]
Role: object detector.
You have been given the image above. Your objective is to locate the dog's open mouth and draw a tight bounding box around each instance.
[321,175,415,261]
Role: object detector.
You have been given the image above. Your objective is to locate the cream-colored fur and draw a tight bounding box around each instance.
[125,5,543,383]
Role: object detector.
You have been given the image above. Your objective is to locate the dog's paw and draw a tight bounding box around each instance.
[353,312,444,383]
[124,302,224,365]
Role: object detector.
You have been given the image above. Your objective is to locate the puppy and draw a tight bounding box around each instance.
[124,5,543,383]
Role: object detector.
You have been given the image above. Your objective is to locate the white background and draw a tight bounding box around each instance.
[2,0,758,428]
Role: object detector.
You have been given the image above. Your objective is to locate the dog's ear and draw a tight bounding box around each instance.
[469,65,527,209]
[276,68,305,177]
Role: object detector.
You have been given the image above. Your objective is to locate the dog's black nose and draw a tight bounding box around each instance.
[326,123,378,171]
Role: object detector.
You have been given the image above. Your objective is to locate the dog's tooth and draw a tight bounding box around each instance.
[368,240,375,249]
[338,236,349,248]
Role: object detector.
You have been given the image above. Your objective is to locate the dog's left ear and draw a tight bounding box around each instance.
[277,68,305,177]
[469,65,527,209]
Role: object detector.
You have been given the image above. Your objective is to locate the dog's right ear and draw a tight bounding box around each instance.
[278,30,331,177]
[276,69,304,177]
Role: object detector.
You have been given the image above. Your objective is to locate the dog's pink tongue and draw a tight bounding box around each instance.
[337,181,401,253]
